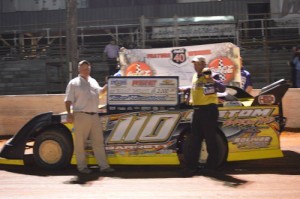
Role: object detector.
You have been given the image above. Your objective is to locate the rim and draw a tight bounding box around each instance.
[39,140,62,164]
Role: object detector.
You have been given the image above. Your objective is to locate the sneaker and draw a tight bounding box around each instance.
[78,168,92,174]
[100,167,115,173]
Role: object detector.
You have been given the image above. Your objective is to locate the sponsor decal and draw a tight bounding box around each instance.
[231,134,272,149]
[110,79,127,87]
[105,141,175,152]
[160,79,176,86]
[132,80,157,87]
[223,117,275,127]
[222,101,243,107]
[258,95,276,105]
[228,127,272,149]
[219,108,274,118]
[220,108,277,130]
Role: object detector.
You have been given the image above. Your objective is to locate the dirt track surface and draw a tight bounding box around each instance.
[0,132,300,199]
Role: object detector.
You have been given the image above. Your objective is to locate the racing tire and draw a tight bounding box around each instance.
[33,129,73,170]
[177,129,228,168]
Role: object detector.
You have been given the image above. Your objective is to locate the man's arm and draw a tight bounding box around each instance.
[65,101,73,123]
[98,84,108,100]
[245,85,253,94]
[245,72,253,94]
[65,101,72,114]
[102,84,107,93]
[214,80,226,93]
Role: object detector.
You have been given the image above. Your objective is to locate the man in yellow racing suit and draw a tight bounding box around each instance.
[183,56,225,177]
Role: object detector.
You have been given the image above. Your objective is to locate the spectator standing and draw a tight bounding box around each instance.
[240,57,253,93]
[183,56,225,177]
[290,46,300,88]
[65,60,115,174]
[103,40,120,76]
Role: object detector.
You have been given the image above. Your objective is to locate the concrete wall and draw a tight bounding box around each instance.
[282,89,300,129]
[0,89,299,136]
[0,94,65,135]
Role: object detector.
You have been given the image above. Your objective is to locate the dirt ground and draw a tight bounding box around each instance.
[0,131,300,199]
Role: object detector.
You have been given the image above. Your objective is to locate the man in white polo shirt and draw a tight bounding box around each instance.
[65,60,114,174]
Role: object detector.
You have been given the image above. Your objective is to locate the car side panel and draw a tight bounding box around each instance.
[219,106,283,161]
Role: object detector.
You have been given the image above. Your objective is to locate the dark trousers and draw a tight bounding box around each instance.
[107,58,118,76]
[184,103,219,170]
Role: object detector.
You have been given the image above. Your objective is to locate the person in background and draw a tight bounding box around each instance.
[240,57,253,93]
[103,39,120,76]
[290,46,300,88]
[183,56,226,177]
[65,60,115,174]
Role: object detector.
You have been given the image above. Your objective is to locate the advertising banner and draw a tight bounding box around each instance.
[119,42,241,87]
[152,24,235,39]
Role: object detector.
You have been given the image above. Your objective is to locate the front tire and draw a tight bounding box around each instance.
[33,129,73,170]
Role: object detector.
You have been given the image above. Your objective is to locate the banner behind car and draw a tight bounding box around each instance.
[119,42,241,87]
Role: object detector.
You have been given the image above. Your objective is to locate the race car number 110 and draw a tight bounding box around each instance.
[107,113,181,143]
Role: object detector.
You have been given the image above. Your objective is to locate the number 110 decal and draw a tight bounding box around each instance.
[107,112,182,144]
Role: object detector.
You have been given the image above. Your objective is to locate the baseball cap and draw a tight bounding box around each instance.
[202,67,212,74]
[191,56,206,63]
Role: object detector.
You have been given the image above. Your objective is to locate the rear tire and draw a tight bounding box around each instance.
[33,129,73,170]
[177,129,228,168]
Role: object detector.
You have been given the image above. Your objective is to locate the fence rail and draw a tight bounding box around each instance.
[0,15,299,94]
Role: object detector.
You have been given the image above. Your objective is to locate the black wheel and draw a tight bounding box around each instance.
[33,129,73,170]
[177,129,228,168]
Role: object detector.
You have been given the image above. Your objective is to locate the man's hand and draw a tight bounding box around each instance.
[205,76,215,83]
[66,113,74,123]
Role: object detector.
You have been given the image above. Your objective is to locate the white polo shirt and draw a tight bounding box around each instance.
[65,75,104,113]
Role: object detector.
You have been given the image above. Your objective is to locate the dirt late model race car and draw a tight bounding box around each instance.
[0,77,289,170]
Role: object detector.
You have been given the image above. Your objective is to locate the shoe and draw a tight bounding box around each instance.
[182,168,197,177]
[78,168,92,174]
[198,164,206,170]
[100,167,115,173]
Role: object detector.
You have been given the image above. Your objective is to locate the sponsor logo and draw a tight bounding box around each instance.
[231,135,272,149]
[220,108,276,127]
[110,79,127,87]
[258,95,276,105]
[105,142,174,151]
[228,127,273,149]
[171,48,187,65]
[161,79,176,86]
[223,117,275,127]
[132,80,157,87]
[126,62,152,76]
[219,108,274,118]
[208,57,236,84]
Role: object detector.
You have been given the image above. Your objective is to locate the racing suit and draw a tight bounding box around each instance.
[184,73,225,172]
